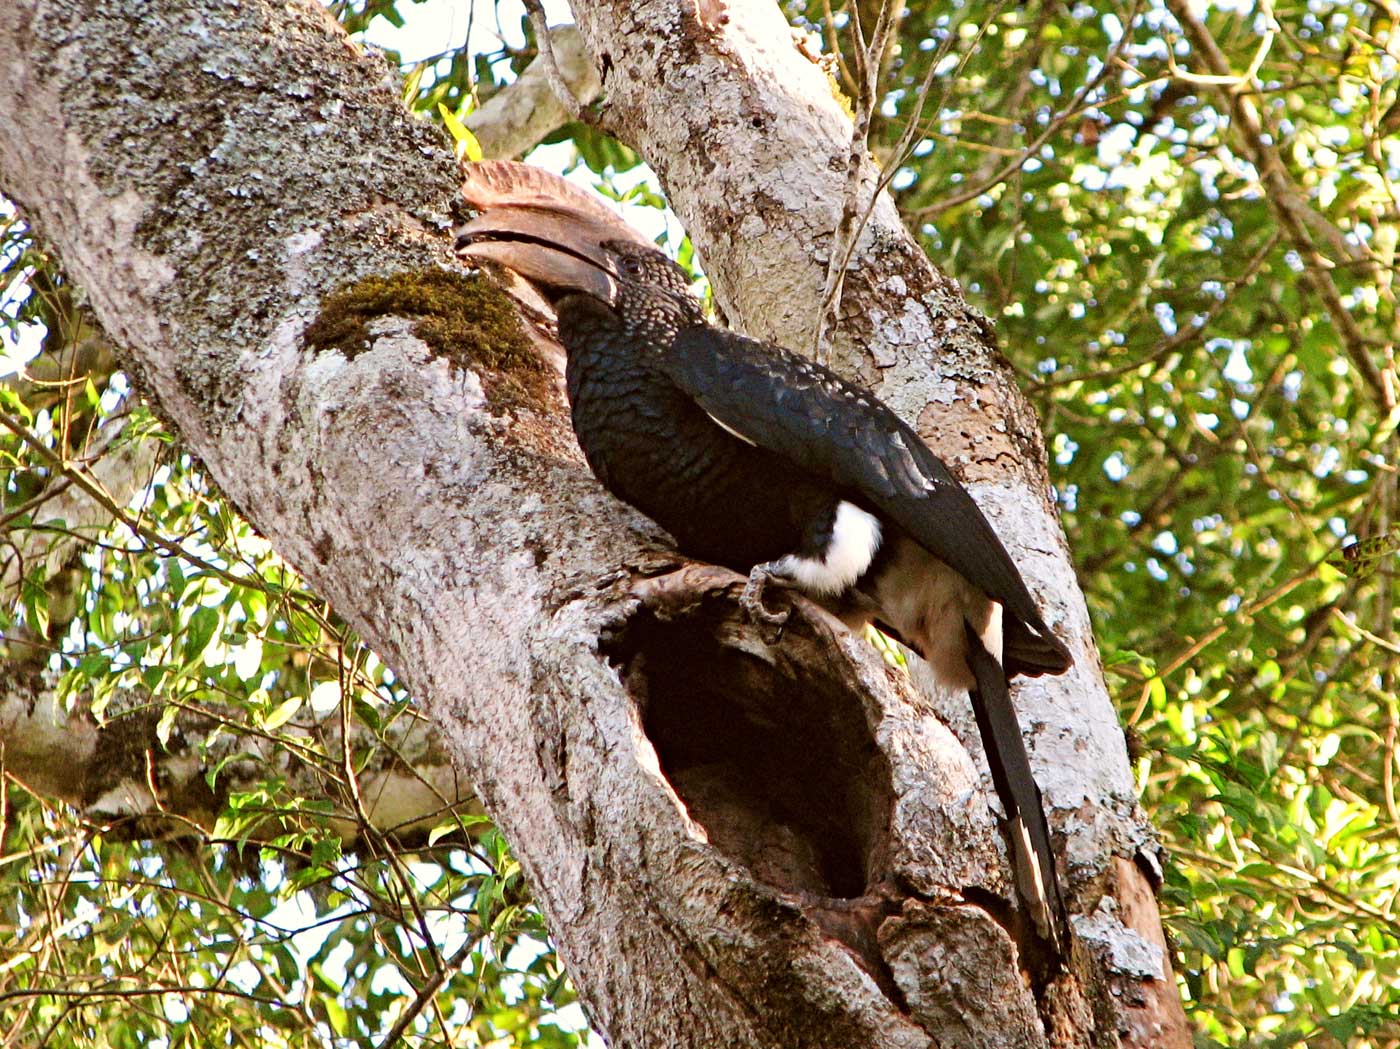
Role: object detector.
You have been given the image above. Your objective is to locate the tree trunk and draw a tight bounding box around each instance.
[0,0,1188,1044]
[0,25,584,849]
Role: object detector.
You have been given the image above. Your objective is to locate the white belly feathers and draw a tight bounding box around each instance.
[775,501,883,597]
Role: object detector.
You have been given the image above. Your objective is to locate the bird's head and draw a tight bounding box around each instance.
[454,162,697,319]
[599,240,694,301]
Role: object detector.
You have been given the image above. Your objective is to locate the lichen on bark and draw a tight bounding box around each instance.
[302,269,549,412]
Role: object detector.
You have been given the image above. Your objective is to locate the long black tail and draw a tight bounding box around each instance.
[965,622,1069,959]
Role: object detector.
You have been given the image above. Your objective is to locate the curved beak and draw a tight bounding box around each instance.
[456,161,658,308]
[456,206,622,307]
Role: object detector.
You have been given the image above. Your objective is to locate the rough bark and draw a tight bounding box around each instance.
[0,1,1187,1047]
[0,32,586,849]
[568,0,1189,1041]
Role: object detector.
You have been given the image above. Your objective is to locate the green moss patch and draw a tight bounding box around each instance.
[303,269,549,412]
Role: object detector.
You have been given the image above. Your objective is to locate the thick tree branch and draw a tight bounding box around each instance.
[569,0,1187,1040]
[0,665,478,848]
[520,3,596,127]
[465,24,601,159]
[0,0,1186,1044]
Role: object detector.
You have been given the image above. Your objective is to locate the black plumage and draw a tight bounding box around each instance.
[456,162,1073,957]
[555,262,853,577]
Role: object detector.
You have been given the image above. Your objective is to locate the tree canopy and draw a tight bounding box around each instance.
[1,0,1397,1045]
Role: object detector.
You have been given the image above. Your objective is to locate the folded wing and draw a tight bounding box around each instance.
[666,325,1069,674]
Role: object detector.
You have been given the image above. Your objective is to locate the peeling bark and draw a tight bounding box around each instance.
[0,1,1187,1045]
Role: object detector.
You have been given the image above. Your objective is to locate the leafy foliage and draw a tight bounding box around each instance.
[3,0,1399,1046]
[794,0,1399,1042]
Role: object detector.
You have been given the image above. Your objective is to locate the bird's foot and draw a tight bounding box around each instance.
[740,562,790,636]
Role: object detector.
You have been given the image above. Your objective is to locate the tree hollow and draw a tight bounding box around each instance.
[606,571,894,901]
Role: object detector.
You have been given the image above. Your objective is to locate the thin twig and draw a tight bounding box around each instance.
[1162,5,1277,86]
[522,0,593,126]
[1330,608,1400,656]
[818,0,856,96]
[809,6,982,362]
[1037,231,1279,390]
[337,639,446,980]
[861,4,998,229]
[1130,560,1319,722]
[811,0,898,362]
[913,0,1144,221]
[0,406,290,596]
[1170,844,1400,938]
[0,405,133,531]
[373,936,479,1049]
[0,473,76,531]
[1165,0,1395,411]
[1380,432,1400,842]
[0,983,292,1009]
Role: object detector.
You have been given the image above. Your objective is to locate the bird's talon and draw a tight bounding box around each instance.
[739,563,790,632]
[744,599,789,628]
[740,594,789,644]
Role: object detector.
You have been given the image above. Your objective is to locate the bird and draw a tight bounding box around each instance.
[455,160,1073,958]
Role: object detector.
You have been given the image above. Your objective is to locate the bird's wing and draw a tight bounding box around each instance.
[666,326,1066,662]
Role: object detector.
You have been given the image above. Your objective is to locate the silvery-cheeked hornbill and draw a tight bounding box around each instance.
[456,161,1074,956]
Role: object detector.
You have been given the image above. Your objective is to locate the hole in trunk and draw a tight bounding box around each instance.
[603,588,893,900]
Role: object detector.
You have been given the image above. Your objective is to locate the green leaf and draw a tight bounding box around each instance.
[156,704,179,746]
[427,819,458,847]
[183,606,220,664]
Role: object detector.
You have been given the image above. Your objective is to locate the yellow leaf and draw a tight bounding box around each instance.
[402,63,425,105]
[438,103,484,162]
[261,696,303,731]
